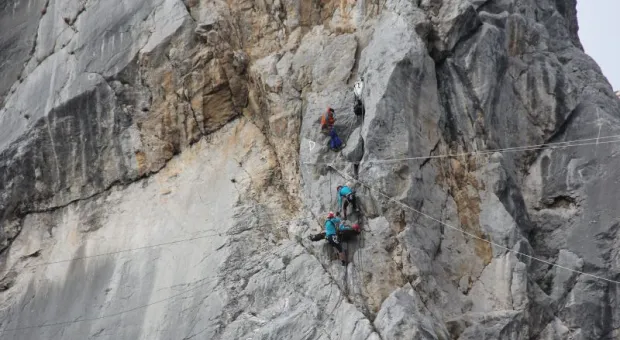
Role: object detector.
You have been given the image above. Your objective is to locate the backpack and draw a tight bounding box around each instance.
[329,129,343,150]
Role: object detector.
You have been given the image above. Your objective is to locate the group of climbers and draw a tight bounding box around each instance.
[319,78,365,152]
[308,183,361,266]
[310,80,366,265]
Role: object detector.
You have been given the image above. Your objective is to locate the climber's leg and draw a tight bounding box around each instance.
[308,232,326,242]
[327,234,343,253]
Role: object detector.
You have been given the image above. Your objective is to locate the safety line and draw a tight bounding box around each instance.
[19,214,313,269]
[0,276,220,333]
[302,133,620,166]
[23,231,223,269]
[329,166,620,285]
[0,240,303,334]
[0,193,314,334]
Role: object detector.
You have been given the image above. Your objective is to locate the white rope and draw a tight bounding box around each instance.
[329,166,620,285]
[302,133,620,166]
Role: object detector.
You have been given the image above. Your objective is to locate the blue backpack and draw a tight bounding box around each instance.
[329,128,343,150]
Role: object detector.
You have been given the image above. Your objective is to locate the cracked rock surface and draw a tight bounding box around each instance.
[1,0,620,339]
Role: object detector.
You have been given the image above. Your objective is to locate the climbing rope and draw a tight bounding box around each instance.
[303,133,620,166]
[328,165,620,285]
[330,167,334,211]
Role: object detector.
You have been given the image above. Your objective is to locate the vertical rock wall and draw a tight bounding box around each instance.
[1,0,620,339]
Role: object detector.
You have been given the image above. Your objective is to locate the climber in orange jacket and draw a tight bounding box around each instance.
[320,107,336,134]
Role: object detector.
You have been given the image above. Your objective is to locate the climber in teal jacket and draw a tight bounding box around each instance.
[324,212,341,238]
[308,219,361,242]
[324,212,347,265]
[337,185,358,219]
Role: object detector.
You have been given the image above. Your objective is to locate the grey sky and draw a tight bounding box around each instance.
[577,0,620,90]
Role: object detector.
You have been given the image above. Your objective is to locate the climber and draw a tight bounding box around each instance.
[308,219,361,242]
[353,79,364,116]
[323,211,347,265]
[320,107,336,134]
[328,127,344,151]
[337,185,358,219]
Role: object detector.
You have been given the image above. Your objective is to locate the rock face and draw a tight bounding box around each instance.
[1,0,620,339]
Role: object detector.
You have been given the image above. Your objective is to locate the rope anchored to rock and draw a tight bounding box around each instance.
[328,165,620,285]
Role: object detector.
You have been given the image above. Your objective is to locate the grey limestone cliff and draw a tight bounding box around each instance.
[1,0,620,339]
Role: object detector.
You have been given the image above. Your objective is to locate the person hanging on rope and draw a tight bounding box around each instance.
[336,184,358,219]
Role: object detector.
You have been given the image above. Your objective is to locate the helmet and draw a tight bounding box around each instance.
[328,107,334,113]
[327,211,335,219]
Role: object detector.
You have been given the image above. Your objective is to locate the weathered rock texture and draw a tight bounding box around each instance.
[1,0,620,339]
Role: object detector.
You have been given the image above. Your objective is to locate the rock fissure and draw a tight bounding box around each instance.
[419,140,440,170]
[25,1,49,68]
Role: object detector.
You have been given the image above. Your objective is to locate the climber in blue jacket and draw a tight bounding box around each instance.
[337,185,358,219]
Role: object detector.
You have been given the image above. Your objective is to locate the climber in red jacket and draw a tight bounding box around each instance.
[320,107,336,134]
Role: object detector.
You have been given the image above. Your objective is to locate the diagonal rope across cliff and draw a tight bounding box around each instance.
[0,240,304,334]
[328,165,620,285]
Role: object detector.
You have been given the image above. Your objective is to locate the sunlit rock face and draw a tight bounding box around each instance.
[1,0,619,339]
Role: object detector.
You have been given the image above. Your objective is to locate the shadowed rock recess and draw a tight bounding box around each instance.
[1,0,619,339]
